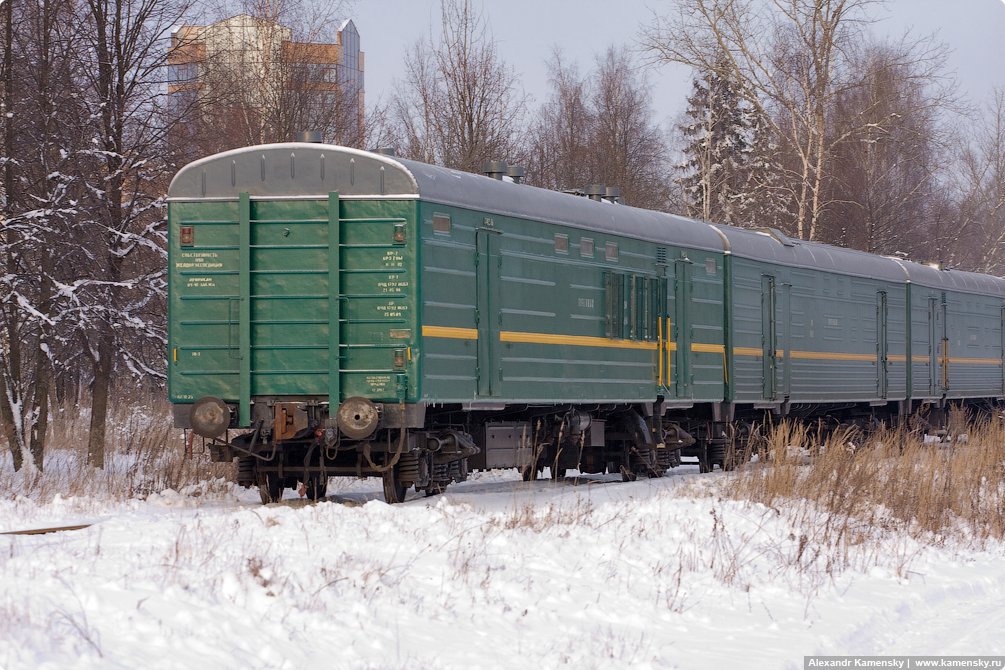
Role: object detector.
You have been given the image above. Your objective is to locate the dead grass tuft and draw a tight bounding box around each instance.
[491,498,597,532]
[0,393,234,503]
[716,411,1005,549]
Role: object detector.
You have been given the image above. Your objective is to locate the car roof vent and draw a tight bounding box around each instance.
[482,161,509,180]
[296,131,323,143]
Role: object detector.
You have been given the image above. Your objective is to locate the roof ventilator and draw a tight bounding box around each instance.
[585,184,606,202]
[507,165,525,184]
[482,161,508,180]
[603,186,623,205]
[296,131,323,143]
[371,147,396,156]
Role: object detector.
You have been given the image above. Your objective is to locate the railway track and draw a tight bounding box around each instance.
[1,524,93,536]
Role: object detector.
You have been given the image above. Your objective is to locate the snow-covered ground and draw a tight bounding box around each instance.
[3,465,1005,669]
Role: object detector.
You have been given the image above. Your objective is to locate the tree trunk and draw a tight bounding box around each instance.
[1,0,22,472]
[84,0,116,470]
[87,334,113,469]
[0,372,23,471]
[29,375,48,470]
[29,258,54,471]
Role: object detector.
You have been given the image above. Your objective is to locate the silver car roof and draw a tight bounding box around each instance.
[167,142,727,253]
[168,143,1005,296]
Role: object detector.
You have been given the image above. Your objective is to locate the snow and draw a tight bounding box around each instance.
[3,467,1005,669]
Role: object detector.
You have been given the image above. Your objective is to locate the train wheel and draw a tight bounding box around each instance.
[620,465,638,482]
[257,472,283,504]
[549,466,567,481]
[521,464,540,481]
[304,476,328,501]
[382,466,408,504]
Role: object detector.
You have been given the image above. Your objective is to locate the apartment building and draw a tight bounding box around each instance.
[168,15,364,144]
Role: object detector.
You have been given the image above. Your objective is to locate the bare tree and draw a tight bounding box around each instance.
[643,0,952,241]
[75,0,191,467]
[391,0,526,172]
[946,87,1005,274]
[1,0,94,470]
[823,40,947,256]
[526,46,671,210]
[590,46,672,211]
[525,50,593,192]
[1,0,27,470]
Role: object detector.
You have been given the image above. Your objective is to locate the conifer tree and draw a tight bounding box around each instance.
[677,62,753,224]
[735,110,790,229]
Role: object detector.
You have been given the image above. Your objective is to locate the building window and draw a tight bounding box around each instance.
[169,62,198,85]
[168,89,198,118]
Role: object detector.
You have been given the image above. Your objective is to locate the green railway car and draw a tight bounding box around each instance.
[168,140,1005,502]
[168,141,729,501]
[900,264,1005,401]
[714,227,912,406]
[701,224,1005,465]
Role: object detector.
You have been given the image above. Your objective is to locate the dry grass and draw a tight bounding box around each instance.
[714,410,1005,550]
[490,498,598,532]
[0,393,234,503]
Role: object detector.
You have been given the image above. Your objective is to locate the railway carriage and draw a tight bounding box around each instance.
[167,140,1005,502]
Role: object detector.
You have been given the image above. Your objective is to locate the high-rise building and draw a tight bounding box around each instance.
[168,16,364,146]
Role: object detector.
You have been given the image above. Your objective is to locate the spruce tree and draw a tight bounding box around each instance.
[677,63,754,224]
[736,110,790,230]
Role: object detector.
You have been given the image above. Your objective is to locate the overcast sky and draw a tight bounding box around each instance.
[347,0,1005,127]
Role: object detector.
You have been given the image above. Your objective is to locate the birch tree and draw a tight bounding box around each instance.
[590,46,671,211]
[525,50,593,193]
[643,0,950,241]
[823,40,947,256]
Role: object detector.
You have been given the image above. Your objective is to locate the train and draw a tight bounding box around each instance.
[166,139,1005,503]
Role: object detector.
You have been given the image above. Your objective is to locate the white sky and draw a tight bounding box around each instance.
[347,0,1005,127]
